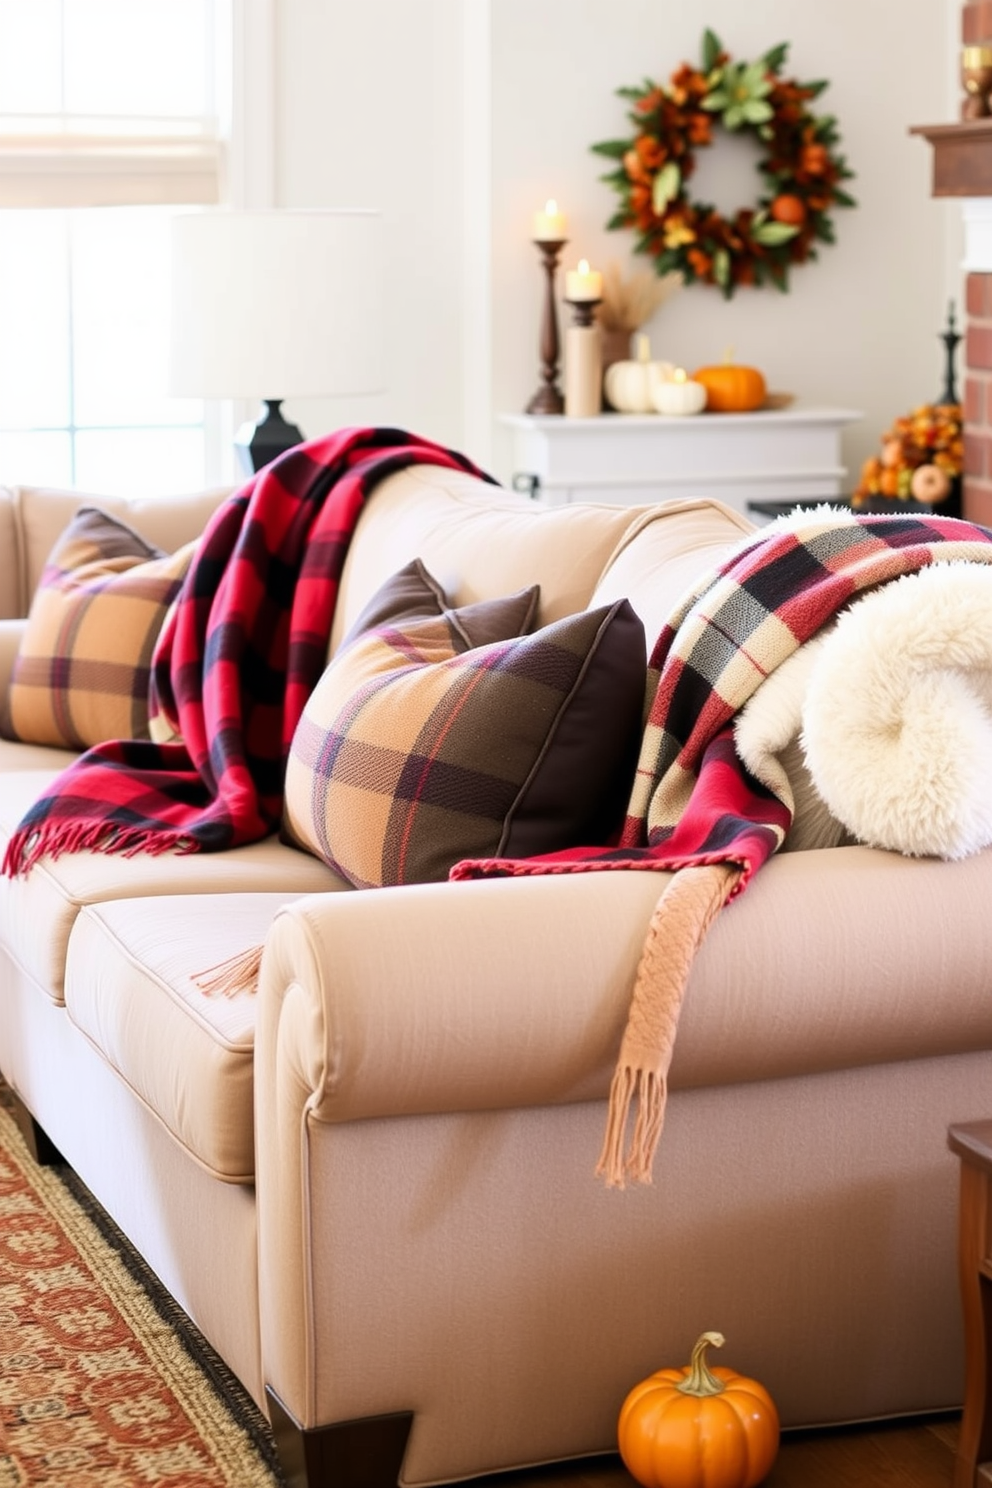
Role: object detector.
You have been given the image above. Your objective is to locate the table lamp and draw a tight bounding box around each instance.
[169,208,384,473]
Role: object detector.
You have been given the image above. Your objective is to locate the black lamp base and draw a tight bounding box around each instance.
[235,399,305,475]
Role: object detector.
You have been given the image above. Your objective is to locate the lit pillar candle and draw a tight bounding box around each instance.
[564,258,603,301]
[533,198,567,241]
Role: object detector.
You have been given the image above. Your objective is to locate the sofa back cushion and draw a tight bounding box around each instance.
[10,483,231,618]
[329,465,646,653]
[0,488,21,620]
[589,498,755,644]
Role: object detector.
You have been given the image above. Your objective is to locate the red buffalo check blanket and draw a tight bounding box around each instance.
[2,426,496,877]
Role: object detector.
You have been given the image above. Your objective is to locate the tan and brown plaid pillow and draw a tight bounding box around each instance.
[0,506,196,750]
[284,559,646,886]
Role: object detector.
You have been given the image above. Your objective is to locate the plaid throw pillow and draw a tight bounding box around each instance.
[0,506,196,750]
[284,559,646,886]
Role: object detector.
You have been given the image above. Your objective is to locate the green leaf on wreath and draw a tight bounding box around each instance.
[701,90,729,111]
[713,249,731,289]
[832,188,857,207]
[763,42,789,72]
[742,99,774,123]
[742,61,773,96]
[702,29,722,72]
[753,221,800,246]
[803,79,829,98]
[591,139,631,160]
[655,248,684,275]
[723,105,745,130]
[759,124,774,141]
[652,161,682,215]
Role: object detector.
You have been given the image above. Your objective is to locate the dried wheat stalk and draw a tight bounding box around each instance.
[597,261,683,333]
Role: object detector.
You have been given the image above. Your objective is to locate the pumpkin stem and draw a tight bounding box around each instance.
[677,1331,727,1397]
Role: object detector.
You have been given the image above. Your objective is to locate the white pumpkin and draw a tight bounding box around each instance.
[651,367,708,416]
[604,334,674,413]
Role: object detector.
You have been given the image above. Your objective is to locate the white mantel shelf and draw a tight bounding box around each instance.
[501,406,863,518]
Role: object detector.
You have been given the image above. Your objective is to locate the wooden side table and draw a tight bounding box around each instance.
[948,1120,992,1487]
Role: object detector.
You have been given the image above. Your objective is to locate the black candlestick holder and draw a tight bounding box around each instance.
[939,299,962,406]
[526,238,566,415]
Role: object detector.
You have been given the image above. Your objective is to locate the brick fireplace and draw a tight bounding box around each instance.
[965,269,992,526]
[911,3,992,527]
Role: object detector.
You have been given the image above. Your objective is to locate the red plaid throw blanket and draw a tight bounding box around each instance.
[3,427,495,877]
[452,507,992,1184]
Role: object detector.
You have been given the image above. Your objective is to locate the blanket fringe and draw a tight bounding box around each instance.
[3,823,196,877]
[596,861,742,1188]
[192,944,263,998]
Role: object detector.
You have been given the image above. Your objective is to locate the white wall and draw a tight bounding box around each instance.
[272,0,466,451]
[273,0,963,494]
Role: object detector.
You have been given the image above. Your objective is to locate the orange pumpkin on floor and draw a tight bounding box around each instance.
[617,1331,780,1488]
[691,363,767,413]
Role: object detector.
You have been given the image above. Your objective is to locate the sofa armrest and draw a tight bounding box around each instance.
[0,619,25,703]
[254,842,992,1130]
[255,871,667,1127]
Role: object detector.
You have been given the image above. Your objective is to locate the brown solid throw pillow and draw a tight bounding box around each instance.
[283,558,646,886]
[0,506,196,750]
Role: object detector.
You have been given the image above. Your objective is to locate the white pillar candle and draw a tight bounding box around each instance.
[533,198,567,240]
[565,324,602,418]
[564,258,603,301]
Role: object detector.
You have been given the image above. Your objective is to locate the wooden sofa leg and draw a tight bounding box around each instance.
[266,1389,414,1488]
[8,1089,64,1166]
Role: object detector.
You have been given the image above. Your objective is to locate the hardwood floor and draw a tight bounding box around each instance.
[486,1415,960,1488]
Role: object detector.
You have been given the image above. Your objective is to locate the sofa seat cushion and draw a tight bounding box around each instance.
[0,770,348,1004]
[0,737,78,773]
[64,894,296,1182]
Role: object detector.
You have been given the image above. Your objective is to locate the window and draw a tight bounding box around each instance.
[0,0,229,494]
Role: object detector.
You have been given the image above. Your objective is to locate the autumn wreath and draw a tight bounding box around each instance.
[592,29,855,298]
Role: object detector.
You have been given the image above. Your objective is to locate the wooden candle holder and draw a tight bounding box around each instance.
[526,238,566,415]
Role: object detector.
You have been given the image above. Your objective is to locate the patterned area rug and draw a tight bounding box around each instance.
[0,1086,285,1486]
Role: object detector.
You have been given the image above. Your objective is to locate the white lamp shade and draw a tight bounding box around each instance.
[169,208,384,400]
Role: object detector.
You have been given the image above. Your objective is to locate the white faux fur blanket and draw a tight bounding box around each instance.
[735,560,992,860]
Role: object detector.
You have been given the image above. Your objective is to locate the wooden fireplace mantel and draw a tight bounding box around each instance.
[911,119,992,197]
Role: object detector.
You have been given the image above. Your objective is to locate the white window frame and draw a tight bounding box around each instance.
[0,0,276,488]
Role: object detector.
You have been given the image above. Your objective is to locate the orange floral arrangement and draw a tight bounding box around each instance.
[591,30,855,298]
[852,402,963,507]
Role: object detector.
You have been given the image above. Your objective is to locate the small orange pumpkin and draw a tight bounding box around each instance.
[617,1331,780,1488]
[691,362,766,413]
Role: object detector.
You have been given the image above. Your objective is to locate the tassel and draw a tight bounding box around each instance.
[597,862,741,1188]
[192,944,263,998]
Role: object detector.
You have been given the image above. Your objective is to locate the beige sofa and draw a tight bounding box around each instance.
[0,465,988,1488]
